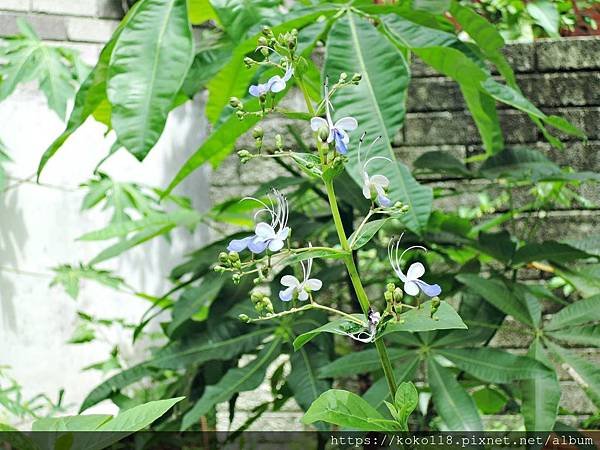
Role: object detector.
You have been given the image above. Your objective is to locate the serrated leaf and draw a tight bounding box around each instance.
[427,358,482,431]
[302,389,399,431]
[107,0,194,160]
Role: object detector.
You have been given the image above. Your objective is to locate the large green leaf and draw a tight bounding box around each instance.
[36,4,142,179]
[548,325,600,346]
[520,339,560,431]
[427,358,482,431]
[287,344,331,412]
[437,348,551,383]
[479,147,559,181]
[556,263,600,298]
[379,301,466,337]
[325,13,432,234]
[513,241,592,265]
[181,339,281,430]
[382,14,504,155]
[546,340,600,407]
[98,397,184,431]
[302,389,399,431]
[457,274,533,326]
[318,348,412,378]
[546,294,600,330]
[107,0,194,160]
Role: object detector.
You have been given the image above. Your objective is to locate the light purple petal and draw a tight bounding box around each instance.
[279,287,295,302]
[415,280,442,297]
[249,84,265,97]
[335,116,357,131]
[268,238,285,252]
[377,193,392,207]
[248,237,269,254]
[227,236,253,252]
[334,130,348,154]
[310,117,328,131]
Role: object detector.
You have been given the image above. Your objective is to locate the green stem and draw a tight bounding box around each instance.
[324,178,397,397]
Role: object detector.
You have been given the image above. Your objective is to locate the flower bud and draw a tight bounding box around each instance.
[386,282,395,292]
[258,36,268,47]
[275,134,283,150]
[318,126,329,142]
[393,201,403,209]
[260,46,269,57]
[252,126,264,139]
[214,265,226,273]
[393,287,403,303]
[232,273,241,284]
[237,150,251,163]
[251,292,262,304]
[218,252,229,264]
[384,290,393,303]
[351,73,362,84]
[262,297,274,314]
[401,205,410,212]
[339,72,348,83]
[259,93,267,104]
[243,57,255,68]
[236,110,245,120]
[262,26,273,38]
[229,97,242,108]
[228,251,239,262]
[238,314,250,323]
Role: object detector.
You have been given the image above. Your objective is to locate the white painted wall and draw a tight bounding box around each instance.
[0,44,211,426]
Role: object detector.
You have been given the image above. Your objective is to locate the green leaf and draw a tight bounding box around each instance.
[555,263,600,298]
[437,348,551,383]
[382,14,504,155]
[326,13,432,234]
[302,389,399,431]
[277,247,348,267]
[98,397,183,431]
[318,348,412,378]
[210,0,281,43]
[394,381,418,430]
[479,147,559,181]
[50,264,124,300]
[546,340,600,407]
[526,0,560,37]
[482,78,545,117]
[181,339,281,430]
[78,210,202,241]
[379,301,466,337]
[349,218,389,250]
[520,339,560,431]
[107,0,194,160]
[36,4,141,179]
[412,0,450,14]
[472,387,508,414]
[477,230,516,264]
[363,354,420,412]
[0,19,81,120]
[167,272,225,335]
[548,325,600,346]
[33,414,112,431]
[546,295,600,330]
[188,0,217,24]
[293,315,365,350]
[287,345,331,412]
[427,358,482,431]
[413,151,470,176]
[513,241,592,265]
[456,274,533,326]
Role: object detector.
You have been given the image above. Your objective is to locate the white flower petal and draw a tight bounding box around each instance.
[281,275,300,288]
[255,222,276,239]
[305,278,322,291]
[298,290,309,301]
[279,287,295,302]
[335,116,357,131]
[277,227,290,241]
[268,238,285,252]
[370,174,389,188]
[270,76,287,93]
[407,262,425,281]
[403,280,420,296]
[310,117,328,131]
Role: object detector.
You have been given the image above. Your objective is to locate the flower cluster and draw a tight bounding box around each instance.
[279,247,322,302]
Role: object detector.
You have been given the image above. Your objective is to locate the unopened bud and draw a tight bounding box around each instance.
[318,125,329,142]
[259,93,267,104]
[232,273,241,284]
[384,291,393,303]
[237,150,251,162]
[214,265,226,273]
[386,282,395,292]
[236,110,245,120]
[339,72,348,83]
[393,287,403,303]
[262,26,273,38]
[229,97,242,108]
[218,252,229,264]
[275,134,283,150]
[252,126,264,139]
[351,73,362,84]
[401,205,410,212]
[260,46,269,57]
[393,201,403,209]
[228,251,239,262]
[258,36,268,47]
[243,57,255,68]
[238,314,250,323]
[251,292,262,303]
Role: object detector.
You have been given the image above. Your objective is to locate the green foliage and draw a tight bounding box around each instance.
[0,19,89,120]
[2,0,599,436]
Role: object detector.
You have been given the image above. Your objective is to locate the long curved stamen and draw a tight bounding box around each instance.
[357,131,367,168]
[242,196,276,225]
[364,135,382,163]
[341,330,375,343]
[255,45,282,58]
[324,78,334,127]
[306,243,313,279]
[399,245,428,267]
[364,155,393,172]
[301,259,308,282]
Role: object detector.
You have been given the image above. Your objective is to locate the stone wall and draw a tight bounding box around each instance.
[214,37,600,429]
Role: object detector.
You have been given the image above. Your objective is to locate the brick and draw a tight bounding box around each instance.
[0,12,67,40]
[538,140,600,172]
[96,0,124,19]
[559,381,596,414]
[0,0,29,12]
[66,17,119,43]
[519,72,600,108]
[32,0,96,16]
[536,37,600,71]
[407,77,464,112]
[513,210,600,241]
[544,107,600,141]
[394,144,467,173]
[501,42,535,73]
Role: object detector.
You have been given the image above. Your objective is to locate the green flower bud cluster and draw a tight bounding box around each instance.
[384,282,404,320]
[237,150,252,164]
[230,96,247,120]
[251,291,274,316]
[253,126,264,151]
[430,297,441,319]
[214,251,243,283]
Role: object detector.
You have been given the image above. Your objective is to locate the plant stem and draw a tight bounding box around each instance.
[324,178,397,397]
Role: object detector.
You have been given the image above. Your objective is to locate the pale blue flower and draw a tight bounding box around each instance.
[227,190,291,254]
[278,249,322,301]
[358,134,392,207]
[388,236,442,297]
[249,65,294,97]
[310,80,357,154]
